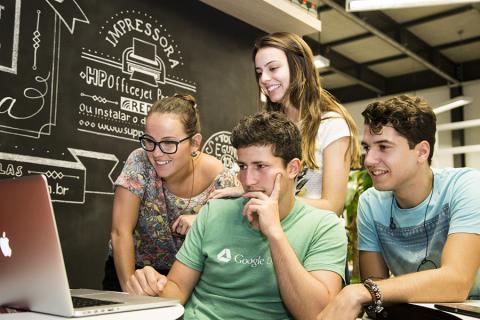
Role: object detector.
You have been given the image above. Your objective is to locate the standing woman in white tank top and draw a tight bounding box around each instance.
[211,32,360,216]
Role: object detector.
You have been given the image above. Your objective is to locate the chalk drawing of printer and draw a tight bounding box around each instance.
[122,38,166,87]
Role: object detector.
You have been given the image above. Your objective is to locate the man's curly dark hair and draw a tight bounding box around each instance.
[231,112,301,166]
[362,95,437,164]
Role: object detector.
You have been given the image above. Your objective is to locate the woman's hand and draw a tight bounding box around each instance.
[171,214,197,235]
[208,186,244,199]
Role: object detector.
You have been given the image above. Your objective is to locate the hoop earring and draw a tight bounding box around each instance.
[191,151,199,157]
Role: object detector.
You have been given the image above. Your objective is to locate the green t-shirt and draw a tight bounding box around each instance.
[176,198,347,320]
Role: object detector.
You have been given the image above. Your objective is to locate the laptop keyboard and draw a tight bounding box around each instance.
[72,296,122,308]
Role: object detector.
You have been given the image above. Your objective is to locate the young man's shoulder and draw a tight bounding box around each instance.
[199,197,246,221]
[357,167,480,211]
[434,167,480,182]
[295,200,344,226]
[358,186,391,204]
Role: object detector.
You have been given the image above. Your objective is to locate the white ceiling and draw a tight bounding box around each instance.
[200,0,480,103]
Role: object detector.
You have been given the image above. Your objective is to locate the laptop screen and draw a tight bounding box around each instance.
[0,175,180,317]
[0,175,75,315]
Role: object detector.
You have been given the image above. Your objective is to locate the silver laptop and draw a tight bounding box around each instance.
[0,174,179,317]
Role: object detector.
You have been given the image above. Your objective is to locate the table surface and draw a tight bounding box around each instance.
[355,300,480,319]
[0,304,184,320]
[2,301,478,319]
[414,301,480,320]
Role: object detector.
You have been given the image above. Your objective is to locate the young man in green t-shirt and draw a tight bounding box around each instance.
[126,112,347,319]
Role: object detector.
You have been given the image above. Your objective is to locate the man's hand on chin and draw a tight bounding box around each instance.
[242,173,282,237]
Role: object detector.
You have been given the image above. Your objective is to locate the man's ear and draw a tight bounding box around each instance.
[416,140,430,164]
[286,158,301,179]
[191,133,202,151]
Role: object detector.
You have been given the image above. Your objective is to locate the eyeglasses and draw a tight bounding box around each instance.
[139,134,192,154]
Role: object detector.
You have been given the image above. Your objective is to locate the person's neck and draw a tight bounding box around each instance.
[163,159,195,196]
[278,191,295,220]
[394,167,433,209]
[284,101,300,123]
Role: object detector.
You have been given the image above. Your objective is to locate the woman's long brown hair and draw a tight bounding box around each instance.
[253,32,361,169]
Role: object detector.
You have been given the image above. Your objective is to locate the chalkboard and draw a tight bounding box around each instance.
[0,0,261,288]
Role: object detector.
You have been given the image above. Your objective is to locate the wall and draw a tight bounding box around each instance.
[0,0,262,288]
[463,80,480,168]
[344,81,480,169]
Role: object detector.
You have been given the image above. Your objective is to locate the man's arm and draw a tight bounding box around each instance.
[243,174,343,319]
[268,233,343,319]
[318,233,480,320]
[125,260,201,305]
[360,251,389,280]
[372,233,480,302]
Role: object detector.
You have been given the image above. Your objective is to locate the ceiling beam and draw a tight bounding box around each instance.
[329,69,449,103]
[386,70,447,93]
[330,59,480,104]
[312,1,480,103]
[316,4,333,13]
[359,35,480,67]
[321,32,371,47]
[363,53,405,66]
[320,0,461,86]
[318,5,478,68]
[329,84,380,103]
[435,35,480,50]
[462,59,480,82]
[305,37,386,94]
[401,5,474,28]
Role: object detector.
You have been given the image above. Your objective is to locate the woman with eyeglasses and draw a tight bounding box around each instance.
[102,94,238,293]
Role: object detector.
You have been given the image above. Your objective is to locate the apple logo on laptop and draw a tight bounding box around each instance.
[0,231,12,257]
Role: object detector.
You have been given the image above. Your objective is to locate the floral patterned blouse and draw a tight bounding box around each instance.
[109,148,238,270]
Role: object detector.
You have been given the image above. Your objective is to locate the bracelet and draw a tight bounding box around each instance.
[363,278,384,314]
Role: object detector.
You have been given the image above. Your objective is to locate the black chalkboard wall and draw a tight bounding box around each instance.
[0,0,261,288]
